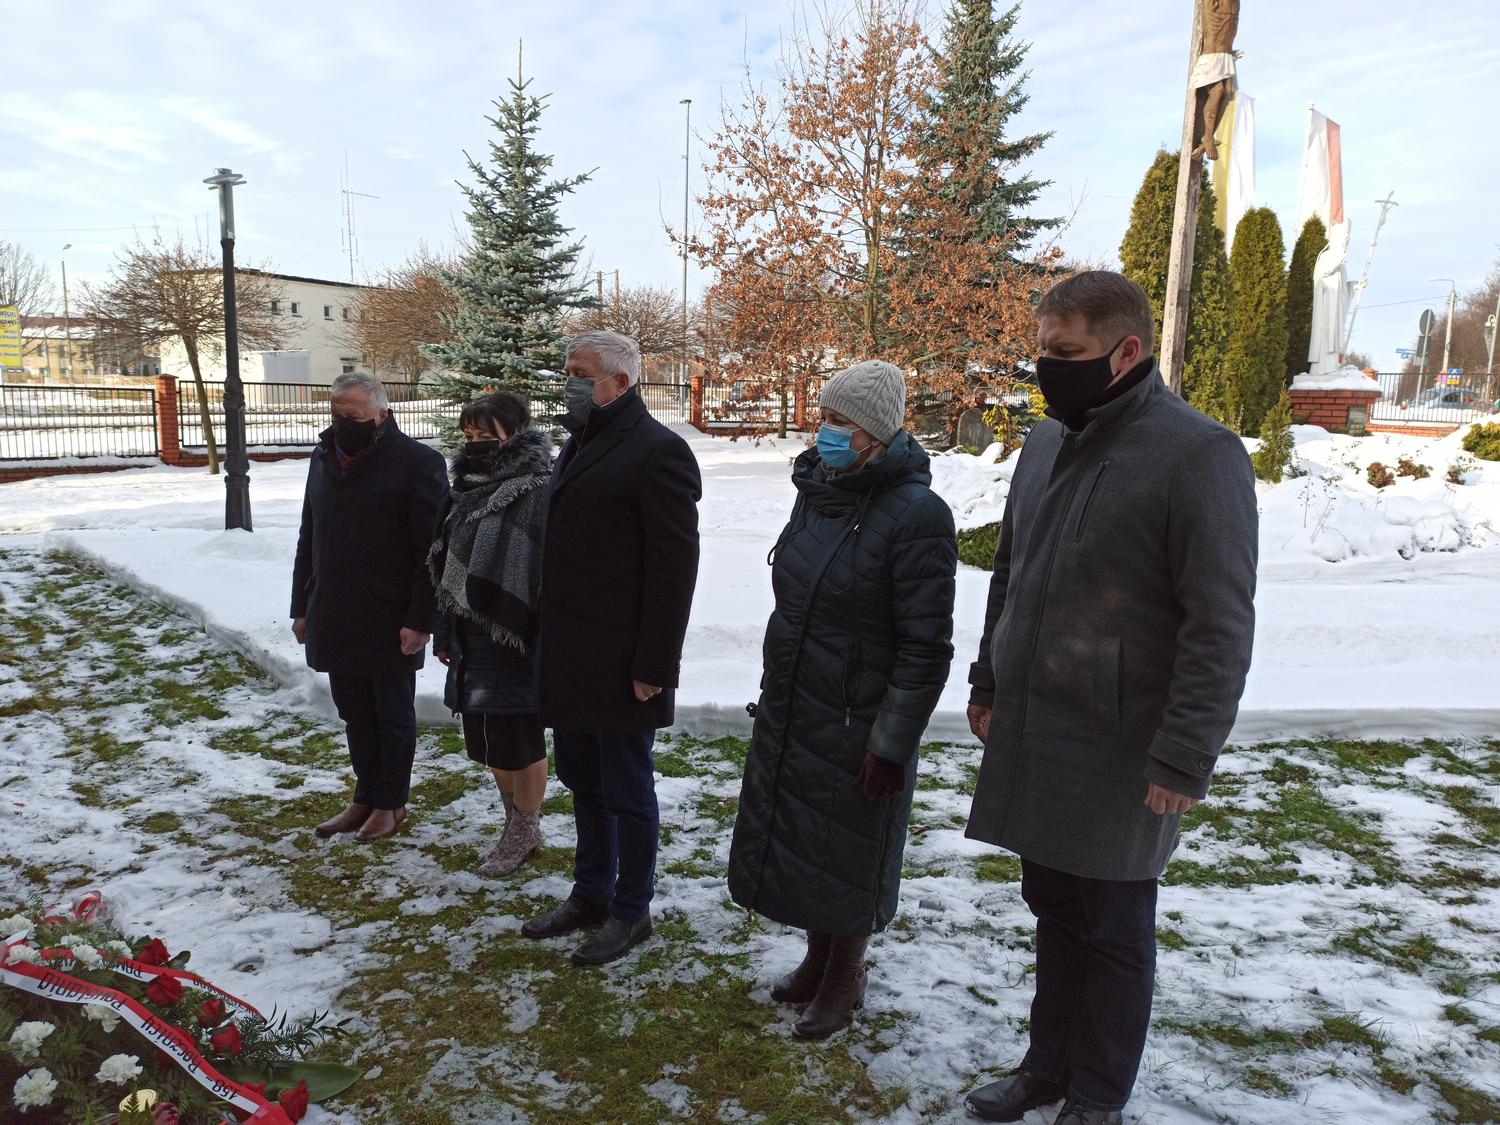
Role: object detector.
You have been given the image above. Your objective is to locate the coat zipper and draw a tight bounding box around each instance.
[1073,461,1110,542]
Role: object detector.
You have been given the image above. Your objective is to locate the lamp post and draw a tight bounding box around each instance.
[679,97,691,386]
[204,167,251,531]
[60,244,72,379]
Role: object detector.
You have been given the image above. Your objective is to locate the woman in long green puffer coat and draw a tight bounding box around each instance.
[727,360,957,1040]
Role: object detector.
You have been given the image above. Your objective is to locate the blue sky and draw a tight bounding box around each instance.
[3,0,1497,369]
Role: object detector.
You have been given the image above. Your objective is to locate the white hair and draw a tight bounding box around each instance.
[330,372,389,410]
[566,330,641,386]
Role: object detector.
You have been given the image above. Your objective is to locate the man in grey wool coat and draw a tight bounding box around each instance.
[961,271,1258,1125]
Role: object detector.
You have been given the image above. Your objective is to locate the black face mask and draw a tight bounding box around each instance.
[1035,337,1127,422]
[332,414,378,452]
[460,440,503,472]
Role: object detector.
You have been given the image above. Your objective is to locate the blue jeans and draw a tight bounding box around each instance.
[553,730,659,921]
[1019,858,1159,1112]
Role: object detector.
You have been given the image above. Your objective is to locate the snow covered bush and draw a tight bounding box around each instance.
[1366,462,1395,489]
[1396,457,1430,480]
[957,523,1000,570]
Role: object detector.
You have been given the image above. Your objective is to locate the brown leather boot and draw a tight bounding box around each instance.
[793,934,868,1039]
[314,802,371,838]
[770,930,832,1004]
[356,806,408,841]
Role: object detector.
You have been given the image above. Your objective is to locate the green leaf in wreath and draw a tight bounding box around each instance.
[224,1059,362,1102]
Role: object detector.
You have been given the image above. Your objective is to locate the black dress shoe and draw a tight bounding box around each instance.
[964,1070,1067,1122]
[570,915,652,966]
[520,895,608,940]
[1054,1101,1122,1125]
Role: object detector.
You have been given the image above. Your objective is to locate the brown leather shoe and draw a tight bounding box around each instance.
[771,930,832,1004]
[356,806,408,841]
[314,803,371,838]
[793,934,868,1039]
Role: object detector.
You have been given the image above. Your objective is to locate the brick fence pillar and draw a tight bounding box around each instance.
[154,374,184,465]
[1287,387,1381,435]
[689,375,705,432]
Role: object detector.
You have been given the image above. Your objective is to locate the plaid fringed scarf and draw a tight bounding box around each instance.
[428,428,553,652]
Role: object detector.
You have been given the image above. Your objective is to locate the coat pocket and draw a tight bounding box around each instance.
[1074,461,1110,542]
[1093,635,1122,735]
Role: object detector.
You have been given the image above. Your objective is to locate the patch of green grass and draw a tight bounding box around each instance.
[1330,923,1454,974]
[135,811,183,834]
[1157,926,1188,951]
[1437,786,1500,846]
[972,854,1021,884]
[145,677,229,724]
[1242,1065,1294,1097]
[1430,1073,1500,1123]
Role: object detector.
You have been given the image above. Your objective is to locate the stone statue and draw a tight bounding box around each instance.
[1190,0,1241,160]
[1307,219,1352,376]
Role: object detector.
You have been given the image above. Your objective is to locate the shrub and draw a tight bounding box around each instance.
[1366,462,1395,489]
[1396,457,1430,480]
[1447,456,1475,485]
[1250,390,1296,483]
[1461,422,1500,462]
[957,522,1001,570]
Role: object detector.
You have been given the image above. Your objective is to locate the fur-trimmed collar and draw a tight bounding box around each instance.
[450,427,554,490]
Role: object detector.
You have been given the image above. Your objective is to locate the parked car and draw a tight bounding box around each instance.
[1413,386,1482,411]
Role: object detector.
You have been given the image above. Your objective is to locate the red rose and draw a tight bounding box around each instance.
[154,1103,182,1125]
[136,937,171,965]
[147,974,186,1006]
[210,1024,243,1056]
[278,1080,310,1122]
[198,998,226,1026]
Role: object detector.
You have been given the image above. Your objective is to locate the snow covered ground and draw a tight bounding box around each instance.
[1,422,1497,740]
[3,424,1499,1123]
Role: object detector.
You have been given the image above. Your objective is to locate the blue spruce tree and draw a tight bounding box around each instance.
[425,62,595,410]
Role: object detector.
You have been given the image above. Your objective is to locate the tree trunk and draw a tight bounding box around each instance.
[185,344,221,475]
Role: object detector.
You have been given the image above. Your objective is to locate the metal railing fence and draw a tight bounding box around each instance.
[0,384,159,461]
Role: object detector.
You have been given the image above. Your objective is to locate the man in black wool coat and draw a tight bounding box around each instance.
[522,330,703,967]
[291,372,448,842]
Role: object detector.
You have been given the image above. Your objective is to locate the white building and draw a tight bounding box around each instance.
[157,271,374,387]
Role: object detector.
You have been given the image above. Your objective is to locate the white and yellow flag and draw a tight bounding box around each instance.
[1211,93,1256,253]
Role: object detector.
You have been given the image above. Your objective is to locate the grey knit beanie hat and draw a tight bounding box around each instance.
[819,360,906,445]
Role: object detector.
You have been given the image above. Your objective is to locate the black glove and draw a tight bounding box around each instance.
[854,752,907,799]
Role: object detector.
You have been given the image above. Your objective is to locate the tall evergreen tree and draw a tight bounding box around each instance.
[1226,207,1289,434]
[921,0,1058,256]
[1119,149,1232,422]
[1284,215,1327,384]
[424,67,595,408]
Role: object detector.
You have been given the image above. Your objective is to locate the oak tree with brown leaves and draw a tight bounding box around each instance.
[83,235,286,473]
[690,0,1049,436]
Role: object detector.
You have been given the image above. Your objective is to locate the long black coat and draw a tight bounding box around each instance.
[728,432,957,936]
[537,390,702,734]
[290,415,449,675]
[965,369,1258,881]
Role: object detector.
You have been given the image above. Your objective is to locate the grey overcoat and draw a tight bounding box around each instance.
[965,368,1258,880]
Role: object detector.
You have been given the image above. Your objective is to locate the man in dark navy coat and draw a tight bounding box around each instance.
[291,372,449,841]
[522,331,702,966]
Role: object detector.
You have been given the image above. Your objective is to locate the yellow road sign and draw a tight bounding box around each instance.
[0,306,23,367]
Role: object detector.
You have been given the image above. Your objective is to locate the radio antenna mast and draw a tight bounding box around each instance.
[339,152,380,282]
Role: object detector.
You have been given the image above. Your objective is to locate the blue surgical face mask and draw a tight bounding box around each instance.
[816,423,860,470]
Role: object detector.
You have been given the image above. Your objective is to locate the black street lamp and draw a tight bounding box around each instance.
[203,167,251,531]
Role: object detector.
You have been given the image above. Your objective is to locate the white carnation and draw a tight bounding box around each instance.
[95,1053,143,1085]
[4,943,40,966]
[12,1067,58,1109]
[83,1003,121,1033]
[57,933,87,949]
[0,915,33,937]
[7,1021,55,1062]
[70,943,104,970]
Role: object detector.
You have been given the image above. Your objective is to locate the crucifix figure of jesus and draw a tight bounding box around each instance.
[1190,0,1240,160]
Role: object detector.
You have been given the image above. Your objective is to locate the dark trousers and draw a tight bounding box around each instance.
[327,670,417,810]
[552,730,658,922]
[1019,858,1158,1112]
